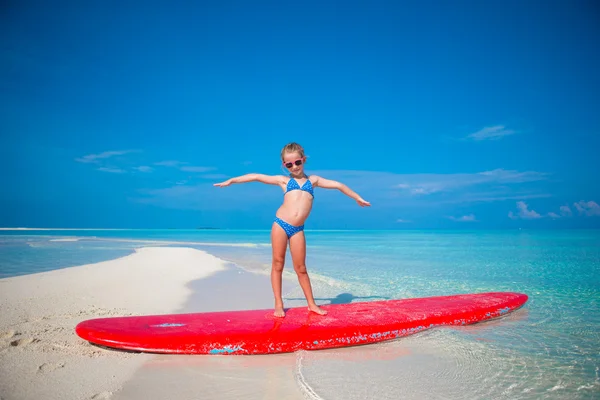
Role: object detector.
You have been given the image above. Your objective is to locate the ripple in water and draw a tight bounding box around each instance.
[294,329,600,400]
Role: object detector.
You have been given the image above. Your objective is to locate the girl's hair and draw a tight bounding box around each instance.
[280,142,306,160]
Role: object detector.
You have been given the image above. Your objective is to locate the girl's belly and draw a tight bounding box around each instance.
[276,202,313,226]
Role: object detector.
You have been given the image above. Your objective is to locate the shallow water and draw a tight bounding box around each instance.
[1,229,599,398]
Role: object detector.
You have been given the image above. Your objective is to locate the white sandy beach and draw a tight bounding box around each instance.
[0,247,231,400]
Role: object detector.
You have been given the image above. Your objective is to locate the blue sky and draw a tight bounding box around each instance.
[1,1,599,229]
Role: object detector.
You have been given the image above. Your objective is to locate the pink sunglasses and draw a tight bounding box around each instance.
[283,159,303,169]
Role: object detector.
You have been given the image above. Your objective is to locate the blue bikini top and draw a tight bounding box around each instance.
[285,176,314,197]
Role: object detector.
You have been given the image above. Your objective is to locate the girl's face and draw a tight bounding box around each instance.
[282,152,305,175]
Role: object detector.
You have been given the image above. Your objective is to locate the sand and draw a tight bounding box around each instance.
[0,247,232,400]
[113,266,308,400]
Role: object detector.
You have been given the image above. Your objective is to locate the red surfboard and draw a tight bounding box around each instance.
[75,292,528,355]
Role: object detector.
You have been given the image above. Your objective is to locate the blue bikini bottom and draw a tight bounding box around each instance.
[274,216,304,238]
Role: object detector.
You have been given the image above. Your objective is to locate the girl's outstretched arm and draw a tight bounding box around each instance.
[313,176,371,207]
[213,173,286,187]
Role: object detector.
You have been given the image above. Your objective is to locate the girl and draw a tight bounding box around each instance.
[214,142,370,317]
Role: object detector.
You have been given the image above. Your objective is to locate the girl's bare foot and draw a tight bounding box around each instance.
[308,304,328,315]
[274,303,285,318]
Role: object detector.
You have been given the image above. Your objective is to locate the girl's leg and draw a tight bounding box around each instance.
[289,231,327,315]
[271,222,288,317]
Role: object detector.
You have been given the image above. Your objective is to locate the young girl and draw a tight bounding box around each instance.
[214,142,370,317]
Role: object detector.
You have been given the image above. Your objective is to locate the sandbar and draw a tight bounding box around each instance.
[0,247,228,400]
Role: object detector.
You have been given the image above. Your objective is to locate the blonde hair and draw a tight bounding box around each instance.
[280,142,307,161]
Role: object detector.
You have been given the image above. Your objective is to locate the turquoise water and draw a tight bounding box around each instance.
[1,229,599,398]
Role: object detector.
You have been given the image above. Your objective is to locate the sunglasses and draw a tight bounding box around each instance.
[283,159,303,169]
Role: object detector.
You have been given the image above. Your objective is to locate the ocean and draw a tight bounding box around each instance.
[1,229,598,399]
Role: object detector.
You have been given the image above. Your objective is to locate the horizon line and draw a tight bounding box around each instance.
[1,227,599,232]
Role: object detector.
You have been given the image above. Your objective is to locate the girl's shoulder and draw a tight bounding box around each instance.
[307,174,321,183]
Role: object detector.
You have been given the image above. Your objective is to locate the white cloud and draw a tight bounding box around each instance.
[154,161,216,173]
[574,200,600,217]
[546,205,572,219]
[76,150,138,164]
[180,166,216,173]
[478,169,544,182]
[466,125,516,141]
[560,205,572,216]
[519,201,599,220]
[154,160,187,167]
[394,168,547,196]
[448,214,476,222]
[97,167,126,174]
[134,166,153,173]
[508,201,542,219]
[414,187,438,195]
[443,192,552,204]
[396,219,411,223]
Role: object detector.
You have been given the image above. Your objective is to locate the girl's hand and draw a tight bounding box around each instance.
[213,179,232,187]
[357,198,371,207]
